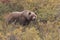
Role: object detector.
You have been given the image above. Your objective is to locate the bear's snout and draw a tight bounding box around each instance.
[32,17,36,20]
[32,15,37,21]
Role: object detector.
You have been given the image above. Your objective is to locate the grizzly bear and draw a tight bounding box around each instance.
[4,10,37,26]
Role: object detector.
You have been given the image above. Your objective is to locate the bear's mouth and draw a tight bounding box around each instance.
[32,17,36,21]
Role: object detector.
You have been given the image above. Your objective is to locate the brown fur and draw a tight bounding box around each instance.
[4,10,37,26]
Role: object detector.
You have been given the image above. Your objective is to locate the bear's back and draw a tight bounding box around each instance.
[10,12,23,17]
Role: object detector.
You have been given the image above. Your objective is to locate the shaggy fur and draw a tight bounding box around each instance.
[4,10,37,26]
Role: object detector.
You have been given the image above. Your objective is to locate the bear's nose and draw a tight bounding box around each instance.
[32,17,36,21]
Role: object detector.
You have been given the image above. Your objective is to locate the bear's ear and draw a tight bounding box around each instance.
[29,12,31,15]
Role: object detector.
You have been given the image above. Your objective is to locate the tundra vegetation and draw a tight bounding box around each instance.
[0,0,60,40]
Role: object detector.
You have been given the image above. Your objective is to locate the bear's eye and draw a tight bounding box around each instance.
[29,12,31,15]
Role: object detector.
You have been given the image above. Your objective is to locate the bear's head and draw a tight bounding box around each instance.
[22,10,37,21]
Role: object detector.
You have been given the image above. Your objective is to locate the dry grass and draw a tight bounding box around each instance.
[0,20,60,40]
